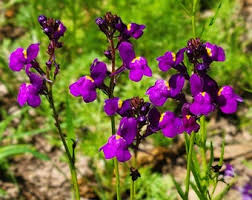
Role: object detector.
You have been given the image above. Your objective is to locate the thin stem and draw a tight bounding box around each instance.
[192,0,198,38]
[47,88,80,200]
[184,132,196,200]
[108,37,121,200]
[130,179,135,200]
[200,116,207,187]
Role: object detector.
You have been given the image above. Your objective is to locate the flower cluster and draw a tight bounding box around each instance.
[100,97,160,162]
[147,38,243,138]
[96,12,152,82]
[8,15,66,107]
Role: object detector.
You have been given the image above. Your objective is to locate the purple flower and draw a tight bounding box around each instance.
[69,76,97,103]
[100,117,137,162]
[146,80,170,106]
[118,41,136,68]
[129,56,152,82]
[17,83,41,108]
[190,92,215,116]
[181,114,200,134]
[224,164,235,177]
[125,23,145,39]
[147,107,161,133]
[204,42,225,62]
[146,74,184,106]
[156,48,185,72]
[100,135,131,162]
[239,183,252,200]
[104,97,123,116]
[54,21,66,39]
[190,73,203,96]
[117,117,137,145]
[169,73,185,97]
[117,99,132,117]
[90,58,107,87]
[217,86,243,114]
[159,111,183,138]
[9,43,40,71]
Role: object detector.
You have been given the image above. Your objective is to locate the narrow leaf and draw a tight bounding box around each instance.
[171,175,185,199]
[0,145,49,161]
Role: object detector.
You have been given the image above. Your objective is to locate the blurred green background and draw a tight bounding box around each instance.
[0,0,251,199]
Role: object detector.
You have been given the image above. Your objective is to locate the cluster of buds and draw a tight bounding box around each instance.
[38,15,66,80]
[8,15,66,107]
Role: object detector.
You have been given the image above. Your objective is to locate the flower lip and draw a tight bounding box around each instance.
[127,23,132,31]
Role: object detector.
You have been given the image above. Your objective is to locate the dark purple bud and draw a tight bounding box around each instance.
[46,60,52,69]
[38,15,47,25]
[55,19,61,25]
[104,50,112,60]
[95,17,108,34]
[138,115,146,126]
[140,102,151,115]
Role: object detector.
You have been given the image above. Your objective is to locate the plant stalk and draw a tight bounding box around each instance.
[108,36,121,200]
[48,88,80,200]
[184,132,196,200]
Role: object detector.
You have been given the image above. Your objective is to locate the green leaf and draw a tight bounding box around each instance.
[218,140,225,167]
[0,145,49,161]
[190,182,205,200]
[171,175,184,199]
[207,142,214,171]
[213,178,237,200]
[191,162,206,198]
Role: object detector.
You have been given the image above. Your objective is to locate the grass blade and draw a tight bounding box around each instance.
[0,145,49,161]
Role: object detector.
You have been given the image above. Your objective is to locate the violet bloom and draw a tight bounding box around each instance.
[125,23,145,39]
[190,92,215,116]
[204,42,225,62]
[17,73,43,108]
[156,48,185,72]
[100,117,137,162]
[129,56,152,82]
[224,164,235,177]
[146,80,170,106]
[100,135,131,162]
[118,41,136,68]
[146,74,184,106]
[104,97,123,116]
[69,76,97,103]
[54,21,67,39]
[146,107,161,134]
[117,117,137,145]
[239,183,252,200]
[90,58,107,87]
[9,43,40,71]
[69,59,107,103]
[159,111,183,138]
[217,86,243,114]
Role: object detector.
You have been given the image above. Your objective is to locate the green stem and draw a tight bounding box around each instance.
[130,179,135,200]
[200,116,207,185]
[184,132,196,200]
[111,115,121,200]
[48,89,80,200]
[192,0,198,38]
[114,158,121,200]
[108,37,121,199]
